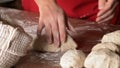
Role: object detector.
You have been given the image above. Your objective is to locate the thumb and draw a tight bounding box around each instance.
[98,0,107,9]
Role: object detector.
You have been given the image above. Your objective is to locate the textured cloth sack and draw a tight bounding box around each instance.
[0,51,20,68]
[0,22,32,68]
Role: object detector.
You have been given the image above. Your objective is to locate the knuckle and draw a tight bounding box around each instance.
[58,13,65,21]
[57,12,64,17]
[57,9,64,16]
[107,4,112,10]
[52,24,57,30]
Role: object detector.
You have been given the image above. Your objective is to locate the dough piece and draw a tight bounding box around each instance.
[92,42,120,53]
[33,35,77,52]
[60,49,86,68]
[101,30,120,46]
[84,49,120,68]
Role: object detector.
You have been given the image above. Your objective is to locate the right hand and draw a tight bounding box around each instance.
[96,0,119,23]
[35,0,68,47]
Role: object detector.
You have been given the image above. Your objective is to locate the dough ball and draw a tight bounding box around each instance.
[84,49,120,68]
[92,42,120,53]
[33,35,77,52]
[60,49,86,68]
[101,30,120,46]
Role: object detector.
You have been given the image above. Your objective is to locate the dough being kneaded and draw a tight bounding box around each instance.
[101,30,120,46]
[84,49,120,68]
[92,42,120,53]
[33,35,77,52]
[60,49,86,68]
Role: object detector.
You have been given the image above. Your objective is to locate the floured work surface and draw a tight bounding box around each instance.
[0,7,120,68]
[14,51,63,68]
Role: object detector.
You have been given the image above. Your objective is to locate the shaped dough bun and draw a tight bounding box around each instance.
[92,42,120,53]
[60,49,86,68]
[84,49,120,68]
[33,35,77,52]
[101,30,120,46]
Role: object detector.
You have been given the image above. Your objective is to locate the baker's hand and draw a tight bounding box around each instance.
[35,0,67,47]
[96,0,119,23]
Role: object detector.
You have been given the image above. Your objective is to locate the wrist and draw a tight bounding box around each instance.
[35,0,56,6]
[35,0,57,11]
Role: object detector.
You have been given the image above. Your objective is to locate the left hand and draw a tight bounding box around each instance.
[96,0,119,23]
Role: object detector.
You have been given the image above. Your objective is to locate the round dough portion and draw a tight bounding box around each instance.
[33,35,77,52]
[84,49,120,68]
[101,30,120,46]
[60,49,86,68]
[92,42,120,53]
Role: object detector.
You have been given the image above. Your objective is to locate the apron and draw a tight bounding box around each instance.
[22,0,120,24]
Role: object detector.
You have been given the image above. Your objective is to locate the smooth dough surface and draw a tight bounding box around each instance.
[33,35,77,52]
[92,42,120,53]
[60,49,86,68]
[84,49,120,68]
[101,30,120,46]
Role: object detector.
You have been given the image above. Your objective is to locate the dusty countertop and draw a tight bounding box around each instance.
[13,23,120,68]
[14,51,62,68]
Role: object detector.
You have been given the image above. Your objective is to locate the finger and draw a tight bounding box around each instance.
[58,15,66,43]
[98,13,114,24]
[98,0,107,9]
[37,19,44,37]
[44,23,52,44]
[96,2,118,22]
[67,20,76,32]
[97,0,115,17]
[51,20,60,47]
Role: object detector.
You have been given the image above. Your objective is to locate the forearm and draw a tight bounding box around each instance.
[34,0,57,10]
